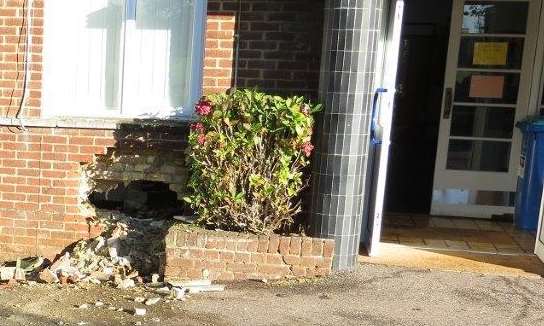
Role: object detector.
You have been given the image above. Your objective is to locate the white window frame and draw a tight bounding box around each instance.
[41,0,207,120]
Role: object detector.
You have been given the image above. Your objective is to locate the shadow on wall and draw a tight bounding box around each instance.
[74,121,191,277]
[207,0,325,100]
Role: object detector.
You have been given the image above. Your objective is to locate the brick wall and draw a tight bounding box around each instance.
[0,1,325,263]
[204,0,324,99]
[164,226,334,281]
[0,126,111,260]
[0,123,188,261]
[0,0,43,118]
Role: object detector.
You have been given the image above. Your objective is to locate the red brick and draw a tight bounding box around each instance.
[301,237,313,256]
[234,252,251,263]
[257,264,290,276]
[278,236,290,255]
[257,235,268,253]
[282,255,301,266]
[311,239,323,256]
[268,235,280,253]
[226,262,256,273]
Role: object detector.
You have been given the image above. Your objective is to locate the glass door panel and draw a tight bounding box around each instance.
[432,0,541,218]
[462,1,529,34]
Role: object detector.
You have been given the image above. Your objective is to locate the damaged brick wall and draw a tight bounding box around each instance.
[164,226,334,281]
[81,123,189,217]
[0,123,189,261]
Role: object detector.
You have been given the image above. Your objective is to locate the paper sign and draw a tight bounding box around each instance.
[469,75,505,98]
[473,42,508,66]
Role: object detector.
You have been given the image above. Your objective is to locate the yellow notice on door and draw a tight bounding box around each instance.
[473,42,508,66]
[469,75,505,98]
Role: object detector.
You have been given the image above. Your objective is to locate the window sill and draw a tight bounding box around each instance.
[0,116,193,130]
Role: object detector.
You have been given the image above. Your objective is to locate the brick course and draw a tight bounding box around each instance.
[164,227,335,281]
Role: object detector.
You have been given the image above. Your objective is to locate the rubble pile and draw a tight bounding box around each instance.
[0,211,173,287]
[45,212,173,286]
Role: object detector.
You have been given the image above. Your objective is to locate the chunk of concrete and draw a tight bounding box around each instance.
[116,278,135,289]
[134,297,146,303]
[185,284,226,293]
[144,297,160,306]
[38,269,59,284]
[133,307,146,316]
[168,279,211,288]
[171,287,186,300]
[0,267,16,281]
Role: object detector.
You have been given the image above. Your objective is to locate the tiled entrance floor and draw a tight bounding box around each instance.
[382,214,536,255]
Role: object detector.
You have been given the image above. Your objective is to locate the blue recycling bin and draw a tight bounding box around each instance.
[515,118,544,230]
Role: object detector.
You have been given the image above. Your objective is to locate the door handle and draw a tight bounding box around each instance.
[443,87,453,119]
[370,88,388,145]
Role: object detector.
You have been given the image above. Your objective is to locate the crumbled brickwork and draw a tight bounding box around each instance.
[0,123,189,261]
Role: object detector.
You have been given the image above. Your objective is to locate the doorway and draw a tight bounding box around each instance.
[385,0,452,215]
[377,0,542,262]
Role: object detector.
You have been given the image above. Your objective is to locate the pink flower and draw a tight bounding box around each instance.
[190,122,205,133]
[197,133,206,145]
[301,142,314,157]
[195,99,213,116]
[300,104,310,116]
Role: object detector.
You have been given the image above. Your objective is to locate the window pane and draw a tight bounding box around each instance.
[446,139,511,172]
[458,37,524,69]
[122,0,196,117]
[454,71,520,104]
[450,106,515,138]
[462,2,529,34]
[43,0,124,116]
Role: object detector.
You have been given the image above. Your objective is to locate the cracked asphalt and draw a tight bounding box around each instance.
[0,263,543,325]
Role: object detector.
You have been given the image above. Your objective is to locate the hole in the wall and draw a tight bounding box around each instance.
[88,180,185,220]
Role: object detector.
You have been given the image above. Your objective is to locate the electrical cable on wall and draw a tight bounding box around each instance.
[232,0,242,90]
[15,0,33,131]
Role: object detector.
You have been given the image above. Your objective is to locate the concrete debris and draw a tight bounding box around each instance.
[78,304,90,309]
[0,267,16,281]
[168,279,211,288]
[134,297,146,303]
[185,284,225,294]
[19,257,45,272]
[116,278,135,289]
[14,268,26,281]
[168,279,225,294]
[171,287,186,300]
[94,301,105,307]
[38,268,59,284]
[155,287,171,295]
[133,307,146,316]
[18,214,166,288]
[144,297,160,306]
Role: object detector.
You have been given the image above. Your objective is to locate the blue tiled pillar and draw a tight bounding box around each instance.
[311,0,387,271]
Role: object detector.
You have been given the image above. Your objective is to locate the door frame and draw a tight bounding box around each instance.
[431,0,543,218]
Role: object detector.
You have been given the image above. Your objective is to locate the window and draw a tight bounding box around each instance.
[42,0,206,119]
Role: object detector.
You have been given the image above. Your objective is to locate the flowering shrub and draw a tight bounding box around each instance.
[184,89,321,234]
